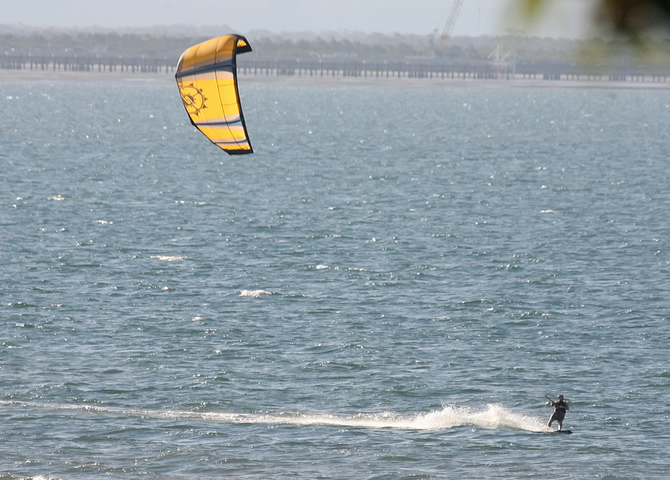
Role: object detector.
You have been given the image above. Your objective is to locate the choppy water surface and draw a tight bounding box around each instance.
[1,76,669,479]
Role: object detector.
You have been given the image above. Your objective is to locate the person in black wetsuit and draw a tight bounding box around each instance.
[547,394,569,431]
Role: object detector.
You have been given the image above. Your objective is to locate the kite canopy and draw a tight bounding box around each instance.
[175,34,253,155]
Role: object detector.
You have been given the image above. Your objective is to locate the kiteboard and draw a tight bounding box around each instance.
[533,429,573,435]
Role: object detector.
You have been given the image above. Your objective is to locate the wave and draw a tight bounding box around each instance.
[0,401,549,433]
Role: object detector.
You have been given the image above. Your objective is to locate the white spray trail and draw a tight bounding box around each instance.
[1,401,550,432]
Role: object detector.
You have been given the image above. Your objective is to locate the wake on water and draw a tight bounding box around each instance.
[1,401,550,433]
[223,403,550,433]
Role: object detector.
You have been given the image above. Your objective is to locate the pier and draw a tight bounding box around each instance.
[0,53,174,74]
[2,53,669,84]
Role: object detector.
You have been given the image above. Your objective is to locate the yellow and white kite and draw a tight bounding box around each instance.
[175,34,253,155]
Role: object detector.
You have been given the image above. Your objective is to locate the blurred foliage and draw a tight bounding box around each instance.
[519,0,670,40]
[595,0,670,38]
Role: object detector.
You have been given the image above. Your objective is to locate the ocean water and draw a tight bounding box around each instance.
[1,75,669,479]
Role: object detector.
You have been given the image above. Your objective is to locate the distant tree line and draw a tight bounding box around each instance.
[2,28,669,68]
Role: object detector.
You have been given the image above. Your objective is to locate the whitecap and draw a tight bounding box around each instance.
[239,289,273,298]
[150,255,186,262]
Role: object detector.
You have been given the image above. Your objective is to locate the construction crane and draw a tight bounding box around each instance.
[433,0,464,57]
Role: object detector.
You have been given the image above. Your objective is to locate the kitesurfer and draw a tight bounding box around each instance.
[546,394,569,431]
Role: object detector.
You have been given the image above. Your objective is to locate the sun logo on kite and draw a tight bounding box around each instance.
[179,83,207,116]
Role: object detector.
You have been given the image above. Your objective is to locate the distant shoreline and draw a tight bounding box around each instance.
[2,69,670,91]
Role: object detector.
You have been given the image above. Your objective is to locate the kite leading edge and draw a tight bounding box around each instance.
[175,34,253,155]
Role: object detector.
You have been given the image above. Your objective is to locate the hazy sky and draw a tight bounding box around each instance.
[5,0,596,38]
